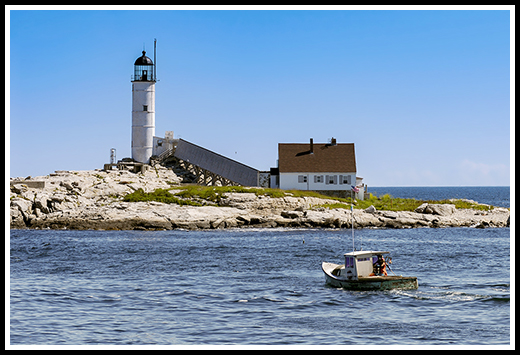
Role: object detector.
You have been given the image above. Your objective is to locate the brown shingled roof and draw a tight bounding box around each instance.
[278,142,356,173]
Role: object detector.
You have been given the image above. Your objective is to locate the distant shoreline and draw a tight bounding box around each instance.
[10,169,510,231]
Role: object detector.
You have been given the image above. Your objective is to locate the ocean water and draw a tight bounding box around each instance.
[9,187,511,346]
[368,186,510,208]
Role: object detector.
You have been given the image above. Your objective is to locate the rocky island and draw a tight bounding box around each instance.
[10,166,510,231]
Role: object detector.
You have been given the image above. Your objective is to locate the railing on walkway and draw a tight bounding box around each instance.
[157,148,175,162]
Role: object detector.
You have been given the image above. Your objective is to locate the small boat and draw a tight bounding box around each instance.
[322,250,418,291]
[321,193,418,291]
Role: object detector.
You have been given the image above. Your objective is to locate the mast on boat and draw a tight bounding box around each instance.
[351,185,359,252]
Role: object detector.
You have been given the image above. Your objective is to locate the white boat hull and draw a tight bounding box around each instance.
[322,262,418,291]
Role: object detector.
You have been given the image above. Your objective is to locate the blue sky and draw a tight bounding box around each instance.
[7,6,512,186]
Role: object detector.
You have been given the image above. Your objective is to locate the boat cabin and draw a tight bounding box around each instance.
[342,250,390,280]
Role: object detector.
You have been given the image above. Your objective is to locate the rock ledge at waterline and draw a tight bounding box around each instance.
[10,168,510,231]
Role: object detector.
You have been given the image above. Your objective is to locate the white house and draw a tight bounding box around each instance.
[271,138,364,199]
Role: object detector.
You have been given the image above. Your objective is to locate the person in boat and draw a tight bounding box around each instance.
[374,255,388,276]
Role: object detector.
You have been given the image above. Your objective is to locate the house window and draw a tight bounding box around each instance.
[326,175,337,185]
[339,175,351,185]
[143,105,148,111]
[298,175,308,183]
[314,175,324,183]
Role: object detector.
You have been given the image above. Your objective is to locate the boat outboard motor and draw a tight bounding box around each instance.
[374,263,381,275]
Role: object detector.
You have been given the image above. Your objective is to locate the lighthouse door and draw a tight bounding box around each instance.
[142,70,147,80]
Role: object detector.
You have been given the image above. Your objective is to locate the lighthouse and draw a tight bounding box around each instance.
[131,42,156,164]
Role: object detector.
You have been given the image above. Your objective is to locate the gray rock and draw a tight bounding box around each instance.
[415,203,455,216]
[281,210,304,219]
[378,210,399,219]
[10,198,33,215]
[425,204,456,216]
[364,205,376,213]
[10,207,26,228]
[60,181,75,191]
[33,194,51,214]
[414,203,429,213]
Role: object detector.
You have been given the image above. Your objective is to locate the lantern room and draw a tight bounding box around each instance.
[133,50,155,82]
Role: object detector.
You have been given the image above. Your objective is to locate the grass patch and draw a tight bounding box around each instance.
[123,185,495,212]
[430,199,494,211]
[354,193,423,212]
[170,185,257,203]
[170,185,295,202]
[318,192,494,212]
[123,185,345,206]
[123,188,202,206]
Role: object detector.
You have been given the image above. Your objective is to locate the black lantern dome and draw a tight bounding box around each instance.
[133,50,155,81]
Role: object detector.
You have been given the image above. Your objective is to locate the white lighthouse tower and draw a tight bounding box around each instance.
[131,43,156,164]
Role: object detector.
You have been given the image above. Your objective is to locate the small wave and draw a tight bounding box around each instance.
[480,296,510,303]
[322,299,344,306]
[100,294,123,302]
[396,289,510,304]
[263,296,285,303]
[234,295,285,304]
[489,283,510,288]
